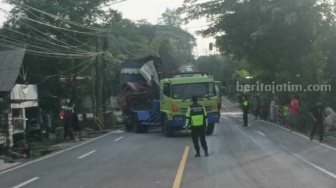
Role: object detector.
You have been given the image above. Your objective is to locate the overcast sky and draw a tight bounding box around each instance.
[0,0,215,56]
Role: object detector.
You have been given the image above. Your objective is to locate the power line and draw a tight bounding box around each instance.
[100,0,130,8]
[0,42,100,58]
[24,17,107,36]
[0,37,73,54]
[0,8,91,52]
[37,60,94,85]
[19,6,94,49]
[9,0,108,32]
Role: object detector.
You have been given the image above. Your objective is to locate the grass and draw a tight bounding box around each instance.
[0,155,15,163]
[27,138,58,159]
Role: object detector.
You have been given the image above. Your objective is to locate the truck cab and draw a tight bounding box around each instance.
[160,72,220,137]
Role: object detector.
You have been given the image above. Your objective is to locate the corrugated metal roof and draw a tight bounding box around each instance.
[0,48,25,92]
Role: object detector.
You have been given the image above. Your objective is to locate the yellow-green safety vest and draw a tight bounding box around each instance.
[185,104,208,127]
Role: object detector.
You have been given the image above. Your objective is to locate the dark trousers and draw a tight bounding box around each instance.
[191,126,208,153]
[243,109,248,126]
[310,121,324,142]
[64,125,74,140]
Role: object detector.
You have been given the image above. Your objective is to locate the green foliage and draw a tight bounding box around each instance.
[181,0,336,133]
[0,1,196,114]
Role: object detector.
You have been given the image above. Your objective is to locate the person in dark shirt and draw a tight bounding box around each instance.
[309,98,325,142]
[64,108,74,140]
[72,109,82,141]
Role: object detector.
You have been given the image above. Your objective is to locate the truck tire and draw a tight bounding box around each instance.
[124,113,133,132]
[132,114,141,133]
[132,114,148,133]
[206,123,215,135]
[162,115,174,137]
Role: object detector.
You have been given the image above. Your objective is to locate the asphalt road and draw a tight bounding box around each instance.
[1,98,336,188]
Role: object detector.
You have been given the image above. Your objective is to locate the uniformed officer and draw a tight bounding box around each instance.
[185,95,209,157]
[241,95,249,127]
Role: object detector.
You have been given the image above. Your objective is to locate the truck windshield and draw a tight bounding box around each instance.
[171,82,216,99]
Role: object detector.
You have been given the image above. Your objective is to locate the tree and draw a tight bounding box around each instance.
[0,0,120,113]
[158,8,182,27]
[180,0,336,132]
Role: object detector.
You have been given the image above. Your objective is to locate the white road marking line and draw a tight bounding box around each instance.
[257,131,266,136]
[114,136,124,142]
[112,130,125,134]
[266,122,336,152]
[280,144,336,179]
[238,119,243,122]
[78,150,96,159]
[222,96,232,104]
[12,177,39,188]
[0,131,116,175]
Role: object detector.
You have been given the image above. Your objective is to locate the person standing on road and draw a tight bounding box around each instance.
[72,108,82,142]
[270,99,276,123]
[289,95,299,131]
[309,98,325,142]
[241,95,250,127]
[254,94,261,120]
[283,105,290,127]
[44,111,52,139]
[64,108,74,140]
[185,95,209,157]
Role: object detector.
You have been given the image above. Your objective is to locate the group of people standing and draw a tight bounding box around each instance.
[60,108,82,142]
[240,93,325,143]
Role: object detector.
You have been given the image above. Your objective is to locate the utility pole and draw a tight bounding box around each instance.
[95,36,106,114]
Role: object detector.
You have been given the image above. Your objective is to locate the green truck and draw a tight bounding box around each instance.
[160,72,220,137]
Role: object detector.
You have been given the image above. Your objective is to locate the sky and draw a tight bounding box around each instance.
[0,0,215,56]
[110,0,215,56]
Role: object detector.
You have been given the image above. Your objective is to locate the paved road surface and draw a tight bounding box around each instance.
[0,97,336,188]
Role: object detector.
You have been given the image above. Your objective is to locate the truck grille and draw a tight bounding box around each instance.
[180,106,213,113]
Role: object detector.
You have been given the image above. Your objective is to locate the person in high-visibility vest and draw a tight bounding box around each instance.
[283,105,290,127]
[185,95,209,157]
[241,95,250,127]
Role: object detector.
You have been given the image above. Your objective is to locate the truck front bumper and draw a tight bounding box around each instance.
[168,112,220,128]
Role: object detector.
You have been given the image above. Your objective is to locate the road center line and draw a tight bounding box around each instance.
[280,145,336,179]
[172,146,190,188]
[114,136,124,142]
[12,177,39,188]
[78,150,97,159]
[257,131,266,136]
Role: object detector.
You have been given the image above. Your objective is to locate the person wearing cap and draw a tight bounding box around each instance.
[309,98,326,142]
[185,95,209,157]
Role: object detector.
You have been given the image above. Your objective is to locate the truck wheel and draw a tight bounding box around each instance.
[162,115,174,137]
[132,114,148,133]
[125,113,133,132]
[206,123,215,135]
[132,114,141,133]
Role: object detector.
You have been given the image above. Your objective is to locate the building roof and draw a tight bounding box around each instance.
[0,48,26,92]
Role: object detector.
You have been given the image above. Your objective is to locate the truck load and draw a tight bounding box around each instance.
[117,56,163,133]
